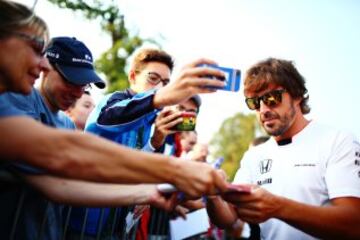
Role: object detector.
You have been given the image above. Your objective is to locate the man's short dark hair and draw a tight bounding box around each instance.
[189,95,201,113]
[244,58,310,114]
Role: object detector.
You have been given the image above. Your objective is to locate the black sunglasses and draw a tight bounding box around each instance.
[11,32,45,56]
[245,89,286,110]
[146,72,170,86]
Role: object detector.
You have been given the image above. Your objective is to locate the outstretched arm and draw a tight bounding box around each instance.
[0,117,227,198]
[97,58,225,126]
[278,196,360,240]
[25,174,175,210]
[153,58,225,108]
[97,90,157,126]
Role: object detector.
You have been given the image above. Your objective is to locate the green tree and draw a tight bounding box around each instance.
[47,0,155,92]
[210,112,263,180]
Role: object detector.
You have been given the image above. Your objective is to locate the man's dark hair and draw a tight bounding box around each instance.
[244,58,310,114]
[189,95,201,113]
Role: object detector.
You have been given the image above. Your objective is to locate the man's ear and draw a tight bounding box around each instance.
[293,96,303,113]
[128,70,136,85]
[294,96,302,106]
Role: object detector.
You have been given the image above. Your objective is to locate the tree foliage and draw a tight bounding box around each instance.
[47,0,154,92]
[210,113,263,180]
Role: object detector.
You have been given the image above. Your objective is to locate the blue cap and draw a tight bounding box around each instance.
[190,95,201,108]
[44,37,105,89]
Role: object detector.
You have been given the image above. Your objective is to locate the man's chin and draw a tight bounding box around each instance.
[263,122,275,131]
[263,125,281,137]
[60,103,73,111]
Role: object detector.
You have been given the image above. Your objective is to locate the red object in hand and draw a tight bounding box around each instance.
[173,112,197,131]
[225,183,252,193]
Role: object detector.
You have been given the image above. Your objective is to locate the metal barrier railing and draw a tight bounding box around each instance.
[0,169,237,240]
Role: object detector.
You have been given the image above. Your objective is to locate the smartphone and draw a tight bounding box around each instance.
[172,111,197,131]
[198,64,241,92]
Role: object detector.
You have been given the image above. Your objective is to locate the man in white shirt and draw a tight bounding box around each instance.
[206,57,360,239]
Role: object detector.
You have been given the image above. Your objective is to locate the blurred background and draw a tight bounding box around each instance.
[18,0,360,179]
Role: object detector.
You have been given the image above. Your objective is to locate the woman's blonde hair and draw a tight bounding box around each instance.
[0,0,49,39]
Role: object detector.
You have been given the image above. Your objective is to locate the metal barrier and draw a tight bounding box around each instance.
[0,169,235,240]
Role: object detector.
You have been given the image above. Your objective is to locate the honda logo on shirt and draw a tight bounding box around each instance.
[259,159,272,174]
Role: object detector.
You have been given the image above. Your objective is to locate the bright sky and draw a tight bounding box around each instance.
[20,0,360,143]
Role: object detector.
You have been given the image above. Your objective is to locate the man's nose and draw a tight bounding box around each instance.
[39,56,51,71]
[258,100,271,114]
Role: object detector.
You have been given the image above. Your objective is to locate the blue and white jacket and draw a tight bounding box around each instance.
[68,88,160,236]
[85,88,159,150]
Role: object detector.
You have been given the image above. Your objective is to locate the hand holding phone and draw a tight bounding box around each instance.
[172,111,197,131]
[198,64,241,92]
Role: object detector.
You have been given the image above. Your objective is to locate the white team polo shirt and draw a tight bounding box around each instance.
[234,121,360,240]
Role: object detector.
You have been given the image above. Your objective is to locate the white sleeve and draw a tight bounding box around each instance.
[325,132,360,199]
[141,125,156,152]
[142,139,156,152]
[233,150,253,184]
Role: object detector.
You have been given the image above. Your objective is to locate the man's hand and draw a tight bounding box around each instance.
[172,159,228,198]
[222,185,281,223]
[170,205,189,220]
[145,186,189,219]
[151,107,182,149]
[141,185,179,212]
[223,188,360,239]
[153,58,225,108]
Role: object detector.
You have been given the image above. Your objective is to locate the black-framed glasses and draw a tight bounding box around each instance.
[11,32,45,56]
[146,72,170,86]
[245,89,286,110]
